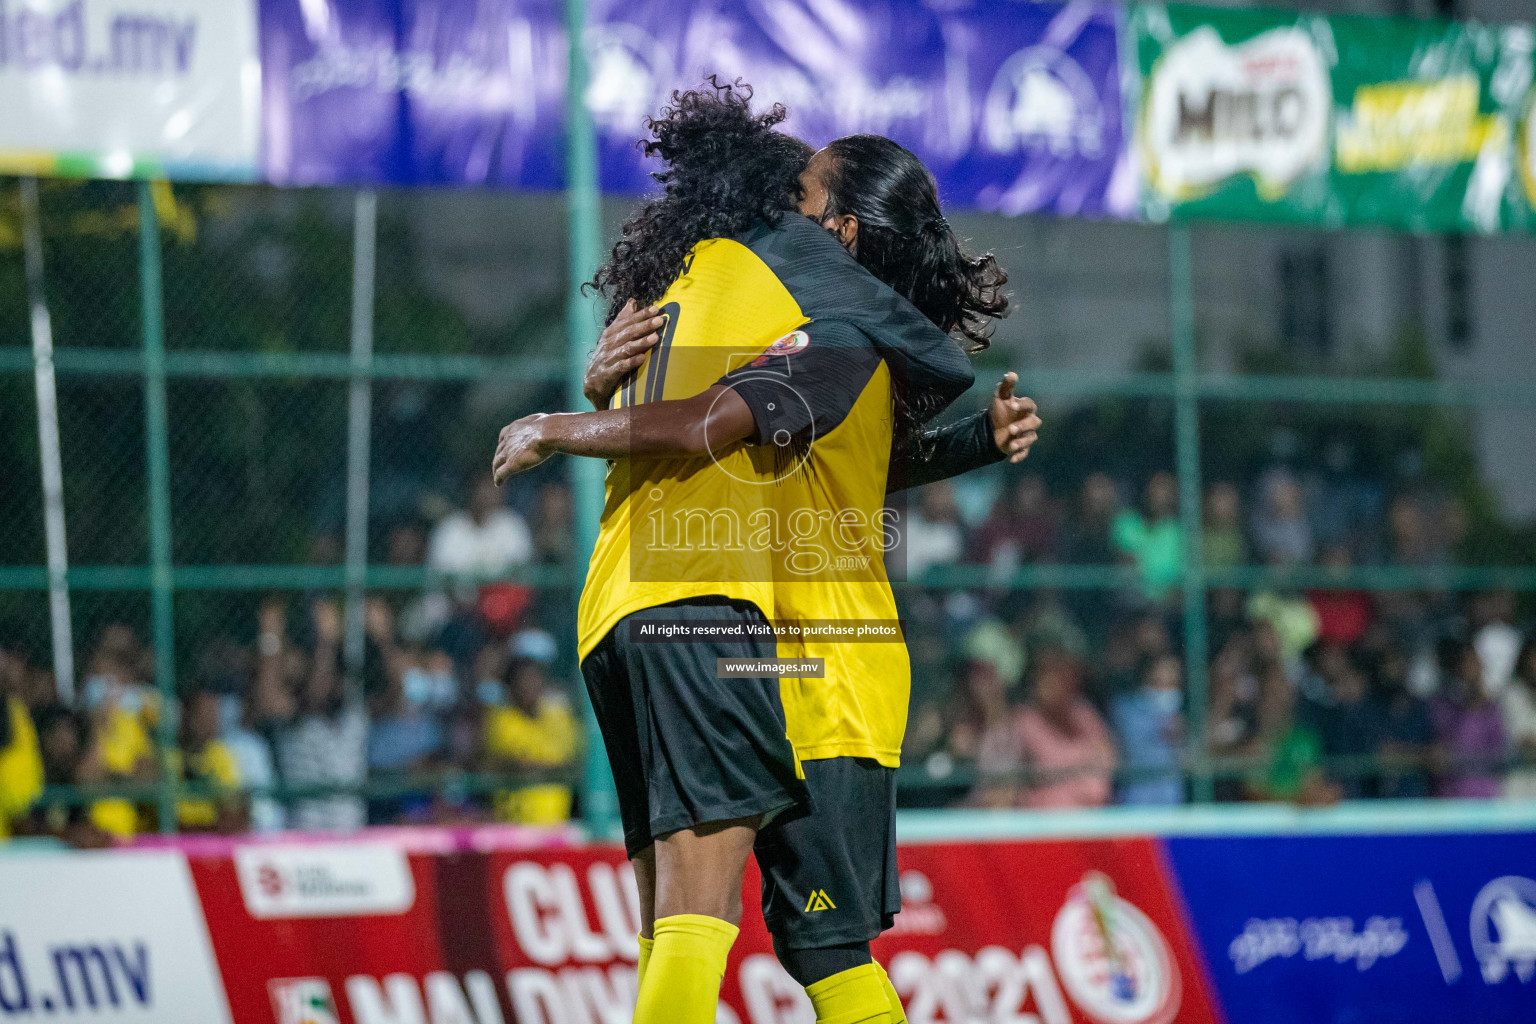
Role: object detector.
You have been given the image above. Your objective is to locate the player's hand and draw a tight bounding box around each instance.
[585,300,665,409]
[989,372,1041,463]
[493,414,554,485]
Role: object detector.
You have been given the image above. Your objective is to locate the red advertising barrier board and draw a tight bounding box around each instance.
[183,835,1222,1024]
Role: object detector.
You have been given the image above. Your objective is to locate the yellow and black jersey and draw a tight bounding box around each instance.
[576,214,973,767]
[576,236,801,660]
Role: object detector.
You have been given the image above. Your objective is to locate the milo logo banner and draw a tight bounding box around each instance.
[1134,3,1536,232]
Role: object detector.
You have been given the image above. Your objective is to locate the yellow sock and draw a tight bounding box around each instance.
[634,914,739,1024]
[636,934,654,985]
[805,963,891,1024]
[873,962,906,1024]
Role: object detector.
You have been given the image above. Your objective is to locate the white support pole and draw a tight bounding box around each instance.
[343,190,378,678]
[19,177,75,704]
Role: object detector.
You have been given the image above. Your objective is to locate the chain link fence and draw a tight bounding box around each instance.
[3,176,1536,840]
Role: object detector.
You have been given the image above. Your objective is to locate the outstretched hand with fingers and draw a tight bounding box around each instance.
[988,372,1041,464]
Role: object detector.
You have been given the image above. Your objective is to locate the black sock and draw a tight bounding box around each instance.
[771,935,872,988]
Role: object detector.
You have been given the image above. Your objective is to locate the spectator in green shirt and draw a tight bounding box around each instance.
[1113,472,1183,599]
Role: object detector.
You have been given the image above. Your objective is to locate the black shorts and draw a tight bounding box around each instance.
[581,597,810,858]
[755,756,900,948]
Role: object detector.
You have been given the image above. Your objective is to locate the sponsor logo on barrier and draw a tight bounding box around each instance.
[503,860,642,965]
[1520,88,1536,206]
[0,0,258,174]
[1470,875,1536,984]
[235,843,416,919]
[1227,915,1408,974]
[983,45,1109,159]
[887,870,947,937]
[1335,76,1504,174]
[1051,872,1180,1024]
[886,944,1071,1024]
[1143,25,1331,201]
[272,971,517,1024]
[270,978,339,1024]
[0,852,230,1022]
[0,929,152,1016]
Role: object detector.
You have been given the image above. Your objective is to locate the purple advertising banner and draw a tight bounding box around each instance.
[258,0,1134,218]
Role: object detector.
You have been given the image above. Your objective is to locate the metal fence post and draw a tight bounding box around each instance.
[565,0,618,836]
[344,191,378,680]
[1169,224,1212,803]
[138,181,179,833]
[19,178,75,703]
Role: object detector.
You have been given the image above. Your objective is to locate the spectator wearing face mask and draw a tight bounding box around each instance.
[256,599,370,831]
[482,630,580,824]
[78,632,159,839]
[1113,655,1186,805]
[365,601,455,822]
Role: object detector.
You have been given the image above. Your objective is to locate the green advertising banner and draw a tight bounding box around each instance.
[1134,4,1536,233]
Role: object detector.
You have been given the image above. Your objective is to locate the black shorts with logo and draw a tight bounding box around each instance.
[754,756,901,948]
[581,597,811,858]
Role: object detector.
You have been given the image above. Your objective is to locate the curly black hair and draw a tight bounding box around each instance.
[588,77,812,322]
[817,134,1009,351]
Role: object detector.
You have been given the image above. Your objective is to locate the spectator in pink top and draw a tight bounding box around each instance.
[1016,652,1117,808]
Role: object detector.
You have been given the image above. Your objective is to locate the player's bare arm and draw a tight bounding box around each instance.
[492,385,755,484]
[583,332,1041,469]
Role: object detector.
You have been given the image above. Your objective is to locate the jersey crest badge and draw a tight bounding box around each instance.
[750,329,810,367]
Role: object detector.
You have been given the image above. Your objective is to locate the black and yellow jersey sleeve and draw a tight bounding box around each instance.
[889,409,1005,493]
[717,318,882,452]
[737,216,975,428]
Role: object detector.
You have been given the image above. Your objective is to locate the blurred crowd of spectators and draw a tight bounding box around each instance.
[3,458,1536,845]
[0,475,583,845]
[896,465,1536,809]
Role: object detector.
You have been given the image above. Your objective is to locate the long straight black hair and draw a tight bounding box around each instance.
[816,135,1009,351]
